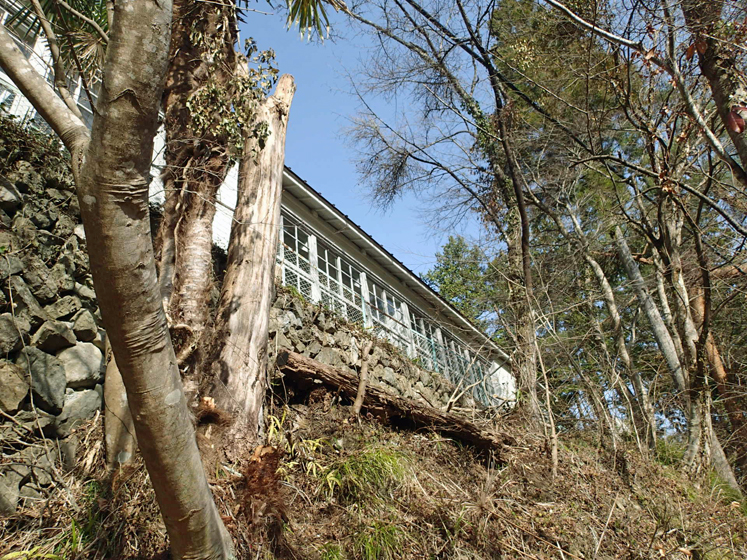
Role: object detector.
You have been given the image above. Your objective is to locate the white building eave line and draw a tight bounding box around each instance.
[282,168,510,363]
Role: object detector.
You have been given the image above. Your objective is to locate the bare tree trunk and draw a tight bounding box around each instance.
[208,75,295,451]
[691,286,747,473]
[104,337,136,471]
[156,179,179,307]
[585,253,656,446]
[684,381,706,467]
[615,227,687,392]
[168,198,218,327]
[536,341,558,477]
[156,0,237,335]
[498,120,540,425]
[708,407,742,494]
[79,5,234,555]
[685,354,741,494]
[654,253,686,366]
[0,3,235,556]
[682,0,747,173]
[276,350,515,456]
[660,203,700,370]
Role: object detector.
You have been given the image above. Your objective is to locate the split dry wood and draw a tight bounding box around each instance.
[276,350,514,458]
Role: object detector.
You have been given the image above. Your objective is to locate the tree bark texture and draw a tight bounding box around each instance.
[0,25,88,153]
[615,227,687,392]
[660,201,700,371]
[276,351,515,458]
[496,121,540,425]
[654,254,686,367]
[77,2,234,556]
[208,75,295,449]
[584,253,657,445]
[103,337,137,471]
[0,2,235,557]
[156,0,238,332]
[690,288,747,471]
[682,1,747,176]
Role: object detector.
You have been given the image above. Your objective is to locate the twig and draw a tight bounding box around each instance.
[594,493,618,559]
[28,0,83,119]
[54,0,109,43]
[536,339,558,478]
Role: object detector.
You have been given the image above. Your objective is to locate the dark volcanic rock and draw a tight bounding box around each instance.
[15,347,66,415]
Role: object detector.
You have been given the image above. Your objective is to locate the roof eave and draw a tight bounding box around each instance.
[282,167,510,363]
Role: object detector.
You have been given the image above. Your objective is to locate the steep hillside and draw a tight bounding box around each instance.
[0,116,745,560]
[2,399,745,560]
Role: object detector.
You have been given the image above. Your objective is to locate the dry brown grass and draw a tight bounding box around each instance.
[1,397,746,560]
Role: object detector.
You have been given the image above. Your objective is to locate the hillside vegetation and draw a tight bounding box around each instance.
[1,397,746,560]
[0,104,745,560]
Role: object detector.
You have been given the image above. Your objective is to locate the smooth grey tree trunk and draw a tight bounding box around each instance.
[584,254,656,445]
[0,2,235,556]
[74,5,235,556]
[209,75,295,451]
[654,254,686,366]
[616,229,740,490]
[103,337,137,470]
[661,205,700,371]
[560,209,655,445]
[615,227,687,392]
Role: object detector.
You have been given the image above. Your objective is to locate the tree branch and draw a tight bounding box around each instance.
[0,23,88,152]
[544,0,747,186]
[55,0,109,44]
[28,0,84,119]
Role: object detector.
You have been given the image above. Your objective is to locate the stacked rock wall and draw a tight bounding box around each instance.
[268,289,476,409]
[0,118,480,515]
[0,122,106,513]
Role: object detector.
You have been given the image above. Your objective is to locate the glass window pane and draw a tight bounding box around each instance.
[298,231,309,260]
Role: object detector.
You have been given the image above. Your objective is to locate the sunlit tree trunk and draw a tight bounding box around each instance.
[584,253,656,447]
[208,75,295,453]
[615,227,687,393]
[108,0,238,468]
[156,0,238,336]
[0,2,235,555]
[690,287,747,472]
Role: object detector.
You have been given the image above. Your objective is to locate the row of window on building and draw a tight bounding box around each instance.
[0,3,510,407]
[278,212,498,405]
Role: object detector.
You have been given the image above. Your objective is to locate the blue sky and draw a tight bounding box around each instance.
[240,9,478,274]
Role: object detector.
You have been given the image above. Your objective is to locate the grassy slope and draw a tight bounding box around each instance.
[2,395,745,560]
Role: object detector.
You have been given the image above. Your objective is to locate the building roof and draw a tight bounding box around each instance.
[282,166,510,364]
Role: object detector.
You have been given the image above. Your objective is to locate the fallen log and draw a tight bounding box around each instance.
[275,350,514,458]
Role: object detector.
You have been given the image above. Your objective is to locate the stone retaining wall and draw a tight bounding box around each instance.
[0,128,107,513]
[268,289,476,410]
[0,120,482,515]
